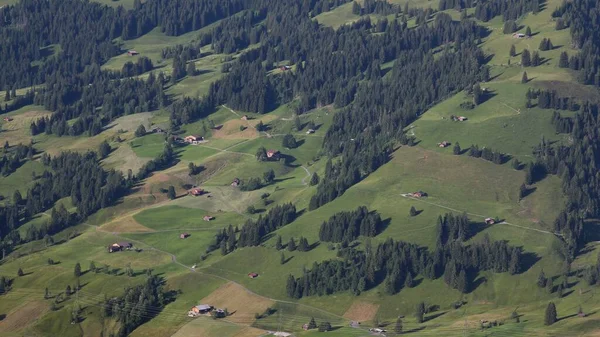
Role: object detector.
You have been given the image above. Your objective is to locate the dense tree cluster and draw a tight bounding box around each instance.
[0,90,35,115]
[439,0,540,21]
[121,57,154,77]
[435,212,470,245]
[237,203,297,247]
[286,232,524,298]
[353,0,399,16]
[552,0,600,86]
[103,275,171,337]
[318,206,383,242]
[0,142,34,176]
[137,143,176,179]
[527,89,580,111]
[467,145,506,164]
[198,10,268,54]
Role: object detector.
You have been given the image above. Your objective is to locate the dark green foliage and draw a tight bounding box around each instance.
[188,163,203,175]
[468,145,505,164]
[409,206,418,217]
[532,51,541,66]
[298,237,309,252]
[539,38,553,51]
[237,203,297,247]
[526,26,532,36]
[167,186,176,200]
[559,51,569,68]
[17,268,23,277]
[519,183,528,200]
[503,20,517,34]
[263,169,275,184]
[282,134,298,149]
[415,302,425,323]
[453,142,461,155]
[247,205,256,214]
[394,317,403,334]
[186,62,197,76]
[74,263,81,277]
[280,252,285,265]
[137,144,176,179]
[286,234,525,298]
[521,71,528,84]
[103,275,171,336]
[544,302,557,325]
[546,277,554,294]
[512,158,521,170]
[255,121,266,132]
[472,83,482,105]
[287,237,297,251]
[308,317,317,329]
[275,235,283,250]
[440,0,540,22]
[436,212,470,245]
[309,172,320,186]
[99,141,111,159]
[521,49,531,66]
[256,147,267,161]
[135,125,147,137]
[0,276,9,294]
[239,177,263,191]
[318,321,332,332]
[319,206,383,242]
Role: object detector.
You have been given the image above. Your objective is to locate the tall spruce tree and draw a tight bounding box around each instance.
[544,302,557,325]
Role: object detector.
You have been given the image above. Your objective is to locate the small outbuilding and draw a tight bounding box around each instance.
[231,178,240,187]
[203,215,214,221]
[108,242,133,253]
[127,50,139,56]
[266,149,280,160]
[241,115,249,121]
[306,129,315,134]
[188,304,212,317]
[484,218,496,225]
[189,188,204,196]
[438,141,450,148]
[248,272,259,279]
[3,117,13,122]
[180,233,190,239]
[409,191,427,198]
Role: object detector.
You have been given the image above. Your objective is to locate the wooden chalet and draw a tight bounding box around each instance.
[248,272,259,279]
[184,135,204,144]
[3,117,13,122]
[127,50,139,56]
[189,188,204,196]
[266,149,280,160]
[408,191,426,198]
[188,304,212,317]
[438,141,450,148]
[180,233,190,239]
[108,241,133,253]
[241,115,249,121]
[484,218,495,225]
[306,129,315,134]
[203,215,214,221]
[231,178,240,187]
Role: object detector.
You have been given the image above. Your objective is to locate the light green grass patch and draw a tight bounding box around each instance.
[133,205,246,231]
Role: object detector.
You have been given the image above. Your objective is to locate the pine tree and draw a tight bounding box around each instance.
[263,169,275,184]
[525,26,532,37]
[294,115,302,131]
[405,272,414,288]
[532,51,541,66]
[89,261,96,273]
[17,268,24,277]
[510,45,516,57]
[275,235,283,250]
[167,186,176,200]
[74,263,81,277]
[287,237,296,251]
[512,158,521,170]
[309,172,320,186]
[544,302,557,325]
[453,142,461,155]
[509,249,521,275]
[135,124,146,137]
[318,321,331,332]
[415,302,425,323]
[308,317,317,329]
[98,140,111,158]
[519,183,528,200]
[66,285,72,296]
[409,206,418,217]
[220,240,228,256]
[280,252,285,265]
[44,288,49,299]
[559,51,569,68]
[394,317,403,334]
[521,49,531,67]
[473,83,482,105]
[186,61,196,76]
[4,90,9,102]
[521,71,528,84]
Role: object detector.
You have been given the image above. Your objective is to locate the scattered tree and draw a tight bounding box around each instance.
[544,302,557,325]
[521,49,531,67]
[521,71,528,83]
[394,317,403,334]
[510,44,516,57]
[287,237,297,251]
[275,235,283,250]
[415,302,425,323]
[280,252,285,265]
[17,268,23,277]
[74,263,81,277]
[318,321,332,332]
[282,134,298,148]
[308,317,317,329]
[135,125,146,137]
[310,172,320,186]
[263,169,275,184]
[167,186,176,200]
[98,140,111,158]
[409,206,418,217]
[453,142,461,155]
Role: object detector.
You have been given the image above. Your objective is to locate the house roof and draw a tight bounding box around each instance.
[195,304,212,311]
[116,242,132,247]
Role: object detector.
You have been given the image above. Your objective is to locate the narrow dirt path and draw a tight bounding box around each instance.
[300,166,311,186]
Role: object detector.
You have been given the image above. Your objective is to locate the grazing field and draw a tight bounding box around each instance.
[200,282,275,324]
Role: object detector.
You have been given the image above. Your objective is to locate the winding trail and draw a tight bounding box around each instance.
[399,193,562,237]
[300,165,311,186]
[85,222,347,324]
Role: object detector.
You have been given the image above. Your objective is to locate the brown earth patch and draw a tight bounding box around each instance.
[200,282,274,325]
[0,301,48,333]
[100,215,154,233]
[212,119,259,140]
[343,301,380,322]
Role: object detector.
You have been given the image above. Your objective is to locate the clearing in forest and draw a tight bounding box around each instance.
[343,301,380,322]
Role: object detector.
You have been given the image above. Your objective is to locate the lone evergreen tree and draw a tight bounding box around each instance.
[453,142,461,155]
[74,263,81,277]
[409,206,418,217]
[44,288,49,299]
[287,237,296,251]
[509,44,516,57]
[559,51,569,68]
[512,158,521,170]
[525,26,532,37]
[544,302,557,325]
[275,235,283,250]
[280,252,285,265]
[167,186,176,200]
[263,169,275,184]
[519,183,528,200]
[394,317,403,334]
[98,140,111,158]
[17,268,24,277]
[318,321,332,332]
[472,83,482,105]
[546,277,554,294]
[415,302,425,323]
[405,272,414,288]
[282,134,298,148]
[521,71,528,83]
[309,172,320,186]
[521,49,531,67]
[135,124,146,137]
[308,317,317,329]
[186,61,196,76]
[89,261,96,273]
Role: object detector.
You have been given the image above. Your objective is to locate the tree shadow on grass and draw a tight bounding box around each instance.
[519,251,541,274]
[425,311,447,322]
